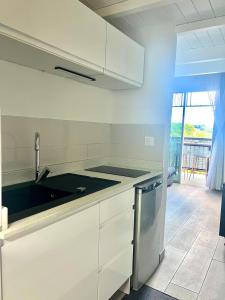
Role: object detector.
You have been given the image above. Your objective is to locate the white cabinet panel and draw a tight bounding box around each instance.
[98,247,133,300]
[0,0,106,69]
[106,23,144,84]
[100,189,134,224]
[2,205,99,300]
[99,189,135,299]
[99,209,134,267]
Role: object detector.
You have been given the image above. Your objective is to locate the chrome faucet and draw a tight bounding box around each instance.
[35,132,50,183]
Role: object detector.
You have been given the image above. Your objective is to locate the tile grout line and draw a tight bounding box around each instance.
[165,204,200,246]
[213,258,225,264]
[164,229,203,293]
[163,196,206,293]
[166,205,202,248]
[197,236,220,297]
[161,184,221,297]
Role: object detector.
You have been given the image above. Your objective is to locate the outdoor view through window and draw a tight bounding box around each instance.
[171,91,215,139]
[169,91,216,184]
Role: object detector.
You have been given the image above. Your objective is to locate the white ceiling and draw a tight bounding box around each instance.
[117,0,225,28]
[178,26,225,51]
[80,0,126,10]
[81,0,225,25]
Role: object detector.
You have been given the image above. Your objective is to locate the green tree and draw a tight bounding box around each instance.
[171,123,213,139]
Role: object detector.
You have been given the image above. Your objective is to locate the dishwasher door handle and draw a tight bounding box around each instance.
[141,182,162,193]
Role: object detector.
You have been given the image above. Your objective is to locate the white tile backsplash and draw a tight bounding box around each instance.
[2,116,165,185]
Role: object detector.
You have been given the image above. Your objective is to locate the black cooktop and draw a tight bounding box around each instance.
[86,166,150,178]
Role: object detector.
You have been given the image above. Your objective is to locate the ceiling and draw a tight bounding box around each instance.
[80,0,225,25]
[80,0,126,10]
[178,26,225,51]
[112,1,225,28]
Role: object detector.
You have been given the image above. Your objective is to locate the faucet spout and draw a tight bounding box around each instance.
[35,167,51,183]
[34,132,50,183]
[35,132,40,181]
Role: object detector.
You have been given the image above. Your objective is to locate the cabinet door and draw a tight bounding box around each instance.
[106,24,144,84]
[98,247,133,300]
[99,210,134,267]
[1,205,99,300]
[99,209,134,300]
[0,0,106,69]
[100,189,134,224]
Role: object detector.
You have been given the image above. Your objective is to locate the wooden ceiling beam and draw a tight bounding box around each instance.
[176,15,225,33]
[95,0,175,17]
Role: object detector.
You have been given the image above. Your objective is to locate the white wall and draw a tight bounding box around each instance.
[111,22,177,252]
[0,60,114,123]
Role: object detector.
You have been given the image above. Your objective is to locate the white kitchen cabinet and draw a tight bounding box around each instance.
[1,205,99,300]
[0,0,144,89]
[99,210,134,267]
[100,189,135,224]
[106,23,145,85]
[98,247,133,300]
[0,0,106,71]
[98,189,135,300]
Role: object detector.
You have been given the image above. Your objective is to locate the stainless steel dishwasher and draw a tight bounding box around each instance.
[132,175,163,291]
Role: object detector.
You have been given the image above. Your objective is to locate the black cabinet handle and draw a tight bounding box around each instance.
[55,66,96,81]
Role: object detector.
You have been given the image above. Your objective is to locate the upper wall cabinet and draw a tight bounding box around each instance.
[0,0,145,89]
[0,0,106,71]
[105,24,145,86]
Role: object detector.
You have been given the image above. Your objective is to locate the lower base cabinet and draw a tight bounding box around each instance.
[1,189,135,300]
[98,189,135,300]
[98,246,133,300]
[1,205,99,300]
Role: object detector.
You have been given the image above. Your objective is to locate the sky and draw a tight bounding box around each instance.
[185,107,214,128]
[172,92,215,130]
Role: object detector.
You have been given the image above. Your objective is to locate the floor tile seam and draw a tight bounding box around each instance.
[169,228,203,256]
[212,258,225,264]
[192,230,220,251]
[197,238,220,296]
[167,211,200,246]
[169,229,204,292]
[164,245,190,292]
[166,282,200,297]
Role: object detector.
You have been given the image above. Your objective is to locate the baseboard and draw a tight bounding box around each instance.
[159,249,165,263]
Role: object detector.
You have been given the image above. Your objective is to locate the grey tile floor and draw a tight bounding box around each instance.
[147,183,224,300]
[111,287,177,300]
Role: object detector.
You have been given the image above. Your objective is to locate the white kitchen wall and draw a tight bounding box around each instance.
[0,60,114,123]
[2,116,164,186]
[111,22,177,253]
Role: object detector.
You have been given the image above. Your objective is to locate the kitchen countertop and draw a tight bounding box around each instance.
[0,168,163,241]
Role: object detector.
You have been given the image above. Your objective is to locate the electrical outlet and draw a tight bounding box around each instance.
[145,136,155,146]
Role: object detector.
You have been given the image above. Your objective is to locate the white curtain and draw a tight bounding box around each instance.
[207,74,225,191]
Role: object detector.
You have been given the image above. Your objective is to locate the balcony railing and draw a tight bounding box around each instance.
[169,137,212,173]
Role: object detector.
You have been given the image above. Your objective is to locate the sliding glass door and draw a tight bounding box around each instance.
[169,91,215,184]
[169,93,185,183]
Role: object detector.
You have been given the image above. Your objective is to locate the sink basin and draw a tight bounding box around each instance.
[2,183,74,223]
[41,173,120,194]
[2,173,120,224]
